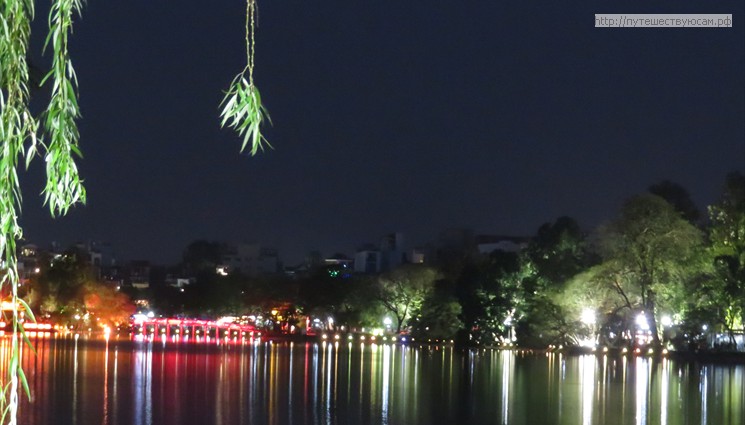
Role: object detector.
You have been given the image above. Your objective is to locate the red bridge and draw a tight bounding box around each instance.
[131,317,260,341]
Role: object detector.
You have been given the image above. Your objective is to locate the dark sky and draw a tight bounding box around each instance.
[18,1,745,266]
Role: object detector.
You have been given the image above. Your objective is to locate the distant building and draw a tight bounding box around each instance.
[476,235,531,255]
[380,232,406,271]
[72,241,117,279]
[354,248,381,274]
[165,274,194,289]
[18,244,40,285]
[221,243,280,277]
[101,264,125,287]
[324,256,353,268]
[354,232,407,274]
[128,261,151,289]
[424,228,478,268]
[409,248,425,264]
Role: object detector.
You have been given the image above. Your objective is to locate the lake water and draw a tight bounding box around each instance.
[5,335,745,425]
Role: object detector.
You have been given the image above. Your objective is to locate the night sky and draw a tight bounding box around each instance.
[17,1,745,266]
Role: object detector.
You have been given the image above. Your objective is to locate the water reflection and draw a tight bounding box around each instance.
[1,337,743,425]
[132,341,152,425]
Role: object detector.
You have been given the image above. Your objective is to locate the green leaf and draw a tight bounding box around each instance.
[17,367,31,401]
[17,299,35,323]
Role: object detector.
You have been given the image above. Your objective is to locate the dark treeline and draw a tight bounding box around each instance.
[24,173,744,352]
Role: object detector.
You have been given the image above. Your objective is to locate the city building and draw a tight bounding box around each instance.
[221,243,280,277]
[354,232,407,274]
[475,235,531,254]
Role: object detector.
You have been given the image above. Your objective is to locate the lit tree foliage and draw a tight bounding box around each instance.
[692,172,745,343]
[515,217,595,347]
[82,281,135,328]
[590,194,704,348]
[22,247,134,331]
[412,289,462,340]
[377,265,438,333]
[454,252,519,346]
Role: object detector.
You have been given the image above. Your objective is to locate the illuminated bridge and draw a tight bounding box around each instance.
[131,317,260,341]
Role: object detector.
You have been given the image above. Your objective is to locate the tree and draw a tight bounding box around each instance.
[26,247,135,329]
[592,194,704,348]
[377,265,438,333]
[454,251,519,346]
[649,180,701,224]
[30,247,91,319]
[82,281,136,328]
[413,287,463,340]
[514,217,596,347]
[700,172,745,343]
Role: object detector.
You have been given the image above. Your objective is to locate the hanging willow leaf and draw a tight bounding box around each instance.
[220,76,271,155]
[220,0,272,155]
[41,0,86,216]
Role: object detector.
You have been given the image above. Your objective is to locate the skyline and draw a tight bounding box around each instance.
[14,1,745,265]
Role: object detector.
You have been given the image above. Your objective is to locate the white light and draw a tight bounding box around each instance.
[147,311,155,318]
[702,324,708,331]
[636,313,649,330]
[383,317,392,326]
[661,315,672,327]
[581,308,596,325]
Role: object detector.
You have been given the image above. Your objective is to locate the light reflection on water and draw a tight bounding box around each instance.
[2,336,743,425]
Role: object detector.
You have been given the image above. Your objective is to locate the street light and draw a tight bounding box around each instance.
[580,308,597,348]
[636,313,650,330]
[581,308,596,325]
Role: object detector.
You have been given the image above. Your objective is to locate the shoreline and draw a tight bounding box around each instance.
[14,332,745,364]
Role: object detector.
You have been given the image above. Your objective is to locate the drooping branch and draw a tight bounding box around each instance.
[219,0,271,155]
[41,0,86,215]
